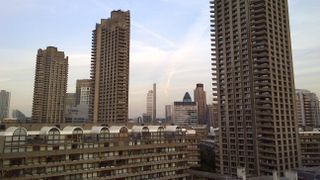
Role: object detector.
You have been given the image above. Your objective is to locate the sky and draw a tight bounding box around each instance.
[0,0,319,118]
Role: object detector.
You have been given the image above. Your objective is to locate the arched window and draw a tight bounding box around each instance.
[47,128,60,144]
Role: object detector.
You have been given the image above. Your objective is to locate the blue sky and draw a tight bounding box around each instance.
[0,0,319,118]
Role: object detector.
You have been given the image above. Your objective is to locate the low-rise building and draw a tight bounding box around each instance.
[299,129,320,167]
[0,124,196,179]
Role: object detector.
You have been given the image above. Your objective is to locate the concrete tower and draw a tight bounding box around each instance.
[210,0,300,176]
[89,10,130,123]
[32,46,68,123]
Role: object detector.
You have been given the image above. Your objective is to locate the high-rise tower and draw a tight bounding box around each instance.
[296,89,320,128]
[32,46,68,123]
[210,0,300,176]
[89,10,130,123]
[0,90,10,121]
[194,83,207,124]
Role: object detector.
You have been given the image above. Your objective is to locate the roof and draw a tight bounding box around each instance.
[0,126,28,136]
[148,125,163,132]
[183,92,192,102]
[186,129,196,135]
[62,126,83,135]
[39,126,60,135]
[109,126,128,133]
[91,126,109,134]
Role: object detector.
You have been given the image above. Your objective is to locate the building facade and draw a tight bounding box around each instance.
[0,125,195,180]
[299,129,320,167]
[210,0,300,176]
[75,79,91,105]
[207,104,218,128]
[89,10,130,124]
[194,84,207,125]
[65,93,76,108]
[296,89,320,128]
[32,46,68,124]
[0,90,10,121]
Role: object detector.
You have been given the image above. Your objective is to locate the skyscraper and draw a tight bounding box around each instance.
[296,89,320,128]
[0,90,10,121]
[194,83,207,124]
[153,83,156,122]
[89,10,130,123]
[146,90,153,115]
[146,84,157,122]
[210,0,300,176]
[75,79,91,105]
[32,46,68,123]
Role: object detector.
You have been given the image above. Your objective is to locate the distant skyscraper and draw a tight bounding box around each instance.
[173,92,198,124]
[89,10,130,123]
[194,83,207,124]
[165,105,172,122]
[153,83,156,122]
[146,90,153,116]
[32,46,68,123]
[0,90,10,121]
[75,79,91,105]
[296,89,320,127]
[146,83,157,122]
[210,0,300,176]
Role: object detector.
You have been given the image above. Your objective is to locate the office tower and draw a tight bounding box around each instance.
[12,109,26,122]
[165,105,172,122]
[89,10,130,123]
[194,83,207,124]
[173,92,198,124]
[32,46,68,123]
[296,89,320,128]
[210,0,300,176]
[0,90,10,121]
[75,79,91,105]
[153,83,156,122]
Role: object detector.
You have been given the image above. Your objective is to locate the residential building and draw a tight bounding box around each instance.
[0,90,10,121]
[32,46,68,124]
[0,125,194,179]
[75,79,91,105]
[210,0,300,176]
[172,92,198,125]
[299,129,320,167]
[296,89,320,128]
[194,83,207,125]
[89,10,130,123]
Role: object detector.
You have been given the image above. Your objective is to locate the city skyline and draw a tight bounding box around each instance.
[0,0,319,118]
